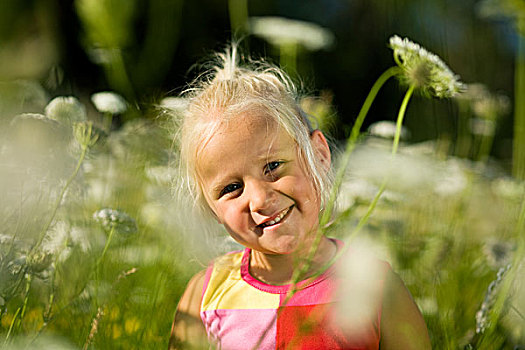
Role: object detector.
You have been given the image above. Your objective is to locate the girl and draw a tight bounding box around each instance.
[168,46,431,350]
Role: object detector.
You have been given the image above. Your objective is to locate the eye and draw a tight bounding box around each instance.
[219,183,242,197]
[264,161,282,175]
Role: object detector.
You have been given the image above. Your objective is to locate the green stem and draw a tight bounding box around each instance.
[103,112,113,133]
[279,43,298,73]
[514,19,525,179]
[94,226,116,307]
[392,84,415,155]
[455,101,472,158]
[104,49,136,102]
[477,132,495,163]
[4,307,21,345]
[14,274,32,333]
[320,66,401,228]
[228,0,248,36]
[31,145,88,255]
[252,66,400,350]
[309,84,416,279]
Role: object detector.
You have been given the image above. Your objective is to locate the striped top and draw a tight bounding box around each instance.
[200,241,389,349]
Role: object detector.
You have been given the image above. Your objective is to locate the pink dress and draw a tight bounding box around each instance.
[199,241,389,349]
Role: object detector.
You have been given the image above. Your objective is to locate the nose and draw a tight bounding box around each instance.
[245,177,275,215]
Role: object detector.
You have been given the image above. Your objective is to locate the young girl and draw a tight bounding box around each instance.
[168,46,431,350]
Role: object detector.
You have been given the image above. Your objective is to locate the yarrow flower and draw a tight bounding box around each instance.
[91,92,128,114]
[389,35,465,98]
[93,208,138,235]
[45,96,87,124]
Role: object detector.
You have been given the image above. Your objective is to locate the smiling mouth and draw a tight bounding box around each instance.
[258,205,294,228]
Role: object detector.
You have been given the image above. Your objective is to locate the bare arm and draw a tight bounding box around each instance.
[380,269,431,350]
[168,270,208,350]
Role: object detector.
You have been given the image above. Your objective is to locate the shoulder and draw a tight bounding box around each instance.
[380,268,431,350]
[176,269,207,318]
[169,270,208,349]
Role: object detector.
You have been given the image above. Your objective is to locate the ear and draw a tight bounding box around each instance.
[310,130,331,171]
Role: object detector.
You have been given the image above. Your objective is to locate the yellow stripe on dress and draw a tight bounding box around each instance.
[201,251,280,311]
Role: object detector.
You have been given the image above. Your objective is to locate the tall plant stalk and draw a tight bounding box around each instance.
[513,19,525,180]
[252,67,401,349]
[30,142,89,256]
[228,0,248,36]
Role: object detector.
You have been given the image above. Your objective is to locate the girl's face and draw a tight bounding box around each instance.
[197,111,331,255]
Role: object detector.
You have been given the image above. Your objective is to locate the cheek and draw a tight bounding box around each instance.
[216,202,244,227]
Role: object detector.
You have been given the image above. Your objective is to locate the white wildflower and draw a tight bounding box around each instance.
[91,91,127,114]
[472,93,510,121]
[433,160,468,196]
[491,177,525,201]
[43,221,91,255]
[145,165,177,185]
[45,96,87,124]
[0,234,13,244]
[335,238,388,330]
[249,16,335,51]
[477,0,525,20]
[416,297,438,316]
[93,208,137,235]
[389,35,465,98]
[368,120,410,140]
[455,83,489,102]
[469,118,495,137]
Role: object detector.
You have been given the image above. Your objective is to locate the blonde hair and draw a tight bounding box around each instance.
[177,45,333,216]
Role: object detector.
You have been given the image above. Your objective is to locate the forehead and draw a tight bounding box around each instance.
[196,112,295,177]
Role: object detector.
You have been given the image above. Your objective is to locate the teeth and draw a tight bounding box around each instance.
[261,207,290,227]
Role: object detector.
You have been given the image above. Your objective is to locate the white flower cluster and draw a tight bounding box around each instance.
[91,92,127,114]
[45,96,87,124]
[389,35,465,98]
[93,208,137,235]
[250,16,335,51]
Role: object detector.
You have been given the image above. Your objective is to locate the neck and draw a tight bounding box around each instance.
[249,236,337,285]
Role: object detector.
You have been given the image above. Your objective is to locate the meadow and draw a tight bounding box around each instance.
[1,1,524,349]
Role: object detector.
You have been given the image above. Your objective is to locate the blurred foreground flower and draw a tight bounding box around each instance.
[249,16,335,51]
[91,91,127,114]
[93,208,137,235]
[335,239,388,330]
[45,96,87,124]
[477,0,525,22]
[389,35,464,98]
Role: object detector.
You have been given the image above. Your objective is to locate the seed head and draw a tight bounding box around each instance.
[389,35,465,98]
[45,96,87,124]
[93,208,138,235]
